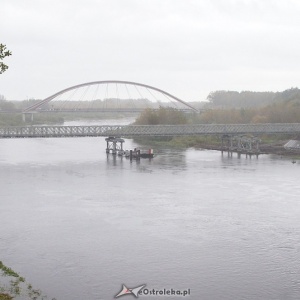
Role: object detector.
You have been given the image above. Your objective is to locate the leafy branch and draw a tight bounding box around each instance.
[0,44,12,74]
[0,261,56,300]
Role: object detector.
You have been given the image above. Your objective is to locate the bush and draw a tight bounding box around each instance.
[134,107,187,125]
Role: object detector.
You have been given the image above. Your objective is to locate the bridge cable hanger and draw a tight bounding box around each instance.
[23,80,199,113]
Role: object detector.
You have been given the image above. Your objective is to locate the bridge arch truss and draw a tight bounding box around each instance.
[24,80,199,113]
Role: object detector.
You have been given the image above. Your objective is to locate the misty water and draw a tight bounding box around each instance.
[1,118,300,300]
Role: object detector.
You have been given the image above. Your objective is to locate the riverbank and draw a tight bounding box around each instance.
[198,143,300,157]
[133,136,300,158]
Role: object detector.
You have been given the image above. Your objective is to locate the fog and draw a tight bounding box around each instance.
[1,0,300,101]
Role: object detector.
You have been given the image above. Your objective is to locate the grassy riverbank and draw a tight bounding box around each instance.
[0,112,138,126]
[134,134,300,158]
[132,107,300,157]
[0,114,64,126]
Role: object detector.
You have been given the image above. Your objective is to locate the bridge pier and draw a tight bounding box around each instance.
[105,137,125,155]
[22,112,34,122]
[221,135,261,157]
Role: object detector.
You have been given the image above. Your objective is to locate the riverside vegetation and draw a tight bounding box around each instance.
[0,97,162,126]
[1,87,300,125]
[0,261,55,300]
[132,88,300,154]
[0,88,300,154]
[1,88,300,150]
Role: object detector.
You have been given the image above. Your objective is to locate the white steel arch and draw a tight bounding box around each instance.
[24,80,199,112]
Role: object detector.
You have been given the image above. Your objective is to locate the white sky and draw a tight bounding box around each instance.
[1,0,300,102]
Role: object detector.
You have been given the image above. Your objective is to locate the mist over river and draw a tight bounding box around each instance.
[0,119,300,300]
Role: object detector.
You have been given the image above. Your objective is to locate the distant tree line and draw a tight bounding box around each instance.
[0,98,64,126]
[0,98,158,110]
[0,97,42,110]
[133,88,300,125]
[206,88,300,109]
[199,104,300,124]
[2,87,300,126]
[200,87,300,124]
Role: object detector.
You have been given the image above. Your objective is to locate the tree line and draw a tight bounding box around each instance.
[133,89,300,125]
[201,88,300,124]
[206,88,300,109]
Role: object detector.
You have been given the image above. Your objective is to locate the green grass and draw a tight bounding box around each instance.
[133,135,220,149]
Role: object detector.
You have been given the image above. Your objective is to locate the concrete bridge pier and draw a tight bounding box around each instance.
[22,112,34,122]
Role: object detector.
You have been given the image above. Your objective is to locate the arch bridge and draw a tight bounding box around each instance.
[23,80,199,115]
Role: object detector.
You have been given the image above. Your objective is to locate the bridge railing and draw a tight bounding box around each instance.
[1,123,300,138]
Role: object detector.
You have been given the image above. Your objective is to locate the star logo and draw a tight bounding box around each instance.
[115,284,146,298]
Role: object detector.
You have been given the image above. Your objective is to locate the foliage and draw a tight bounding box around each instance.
[0,293,13,300]
[0,101,65,125]
[0,44,12,74]
[0,261,55,300]
[0,262,22,279]
[134,107,187,125]
[199,108,256,124]
[201,88,300,124]
[133,134,220,149]
[206,90,274,108]
[134,88,300,126]
[0,113,64,126]
[133,94,300,150]
[0,100,15,111]
[206,88,300,109]
[199,99,300,124]
[168,135,219,148]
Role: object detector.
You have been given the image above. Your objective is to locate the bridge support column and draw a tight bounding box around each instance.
[22,113,34,122]
[105,137,125,155]
[221,135,261,157]
[221,135,233,155]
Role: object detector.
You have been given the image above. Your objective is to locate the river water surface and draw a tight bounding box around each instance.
[0,119,300,300]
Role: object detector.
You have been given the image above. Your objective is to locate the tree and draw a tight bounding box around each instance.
[134,107,187,125]
[0,44,12,74]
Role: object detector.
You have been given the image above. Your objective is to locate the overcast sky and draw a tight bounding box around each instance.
[1,0,300,102]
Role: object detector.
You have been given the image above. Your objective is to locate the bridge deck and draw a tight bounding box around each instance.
[1,124,300,138]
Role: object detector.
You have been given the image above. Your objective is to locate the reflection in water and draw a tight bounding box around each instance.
[0,131,300,300]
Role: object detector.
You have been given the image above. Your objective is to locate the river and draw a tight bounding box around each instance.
[0,118,300,300]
